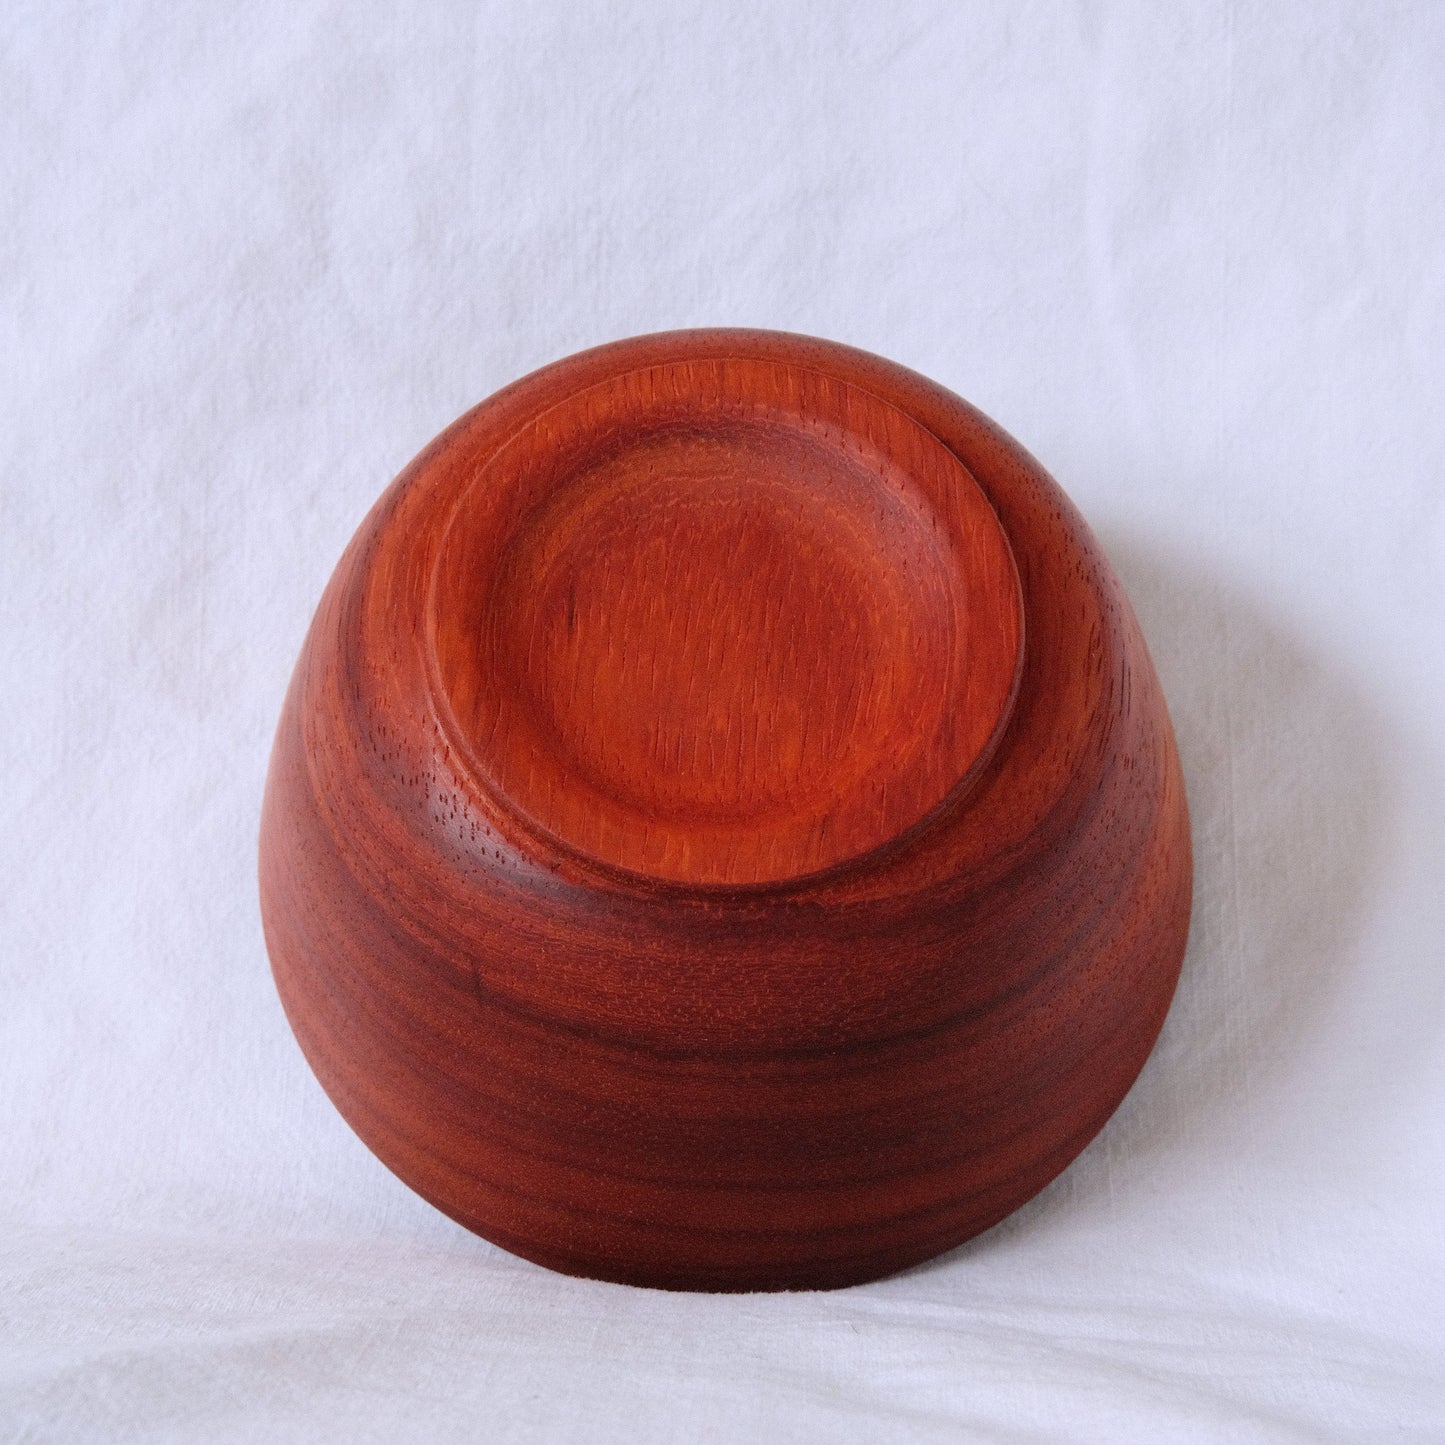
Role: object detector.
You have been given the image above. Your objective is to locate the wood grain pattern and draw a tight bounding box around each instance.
[259,329,1192,1292]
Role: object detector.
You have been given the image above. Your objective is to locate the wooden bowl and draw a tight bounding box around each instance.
[260,329,1191,1291]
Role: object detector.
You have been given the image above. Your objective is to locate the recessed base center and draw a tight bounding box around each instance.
[430,359,1021,886]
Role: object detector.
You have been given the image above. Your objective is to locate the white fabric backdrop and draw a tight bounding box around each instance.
[4,2,1444,1439]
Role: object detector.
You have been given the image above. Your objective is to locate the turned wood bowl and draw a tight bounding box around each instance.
[260,329,1191,1291]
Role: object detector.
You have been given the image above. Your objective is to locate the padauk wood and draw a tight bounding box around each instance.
[260,329,1192,1291]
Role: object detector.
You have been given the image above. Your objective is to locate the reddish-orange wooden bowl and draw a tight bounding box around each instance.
[260,329,1191,1291]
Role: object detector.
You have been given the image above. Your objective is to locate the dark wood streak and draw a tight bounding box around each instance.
[260,329,1192,1291]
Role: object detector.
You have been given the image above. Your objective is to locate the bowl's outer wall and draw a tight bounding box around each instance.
[259,330,1192,1291]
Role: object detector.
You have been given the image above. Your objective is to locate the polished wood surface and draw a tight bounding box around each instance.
[260,329,1192,1291]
